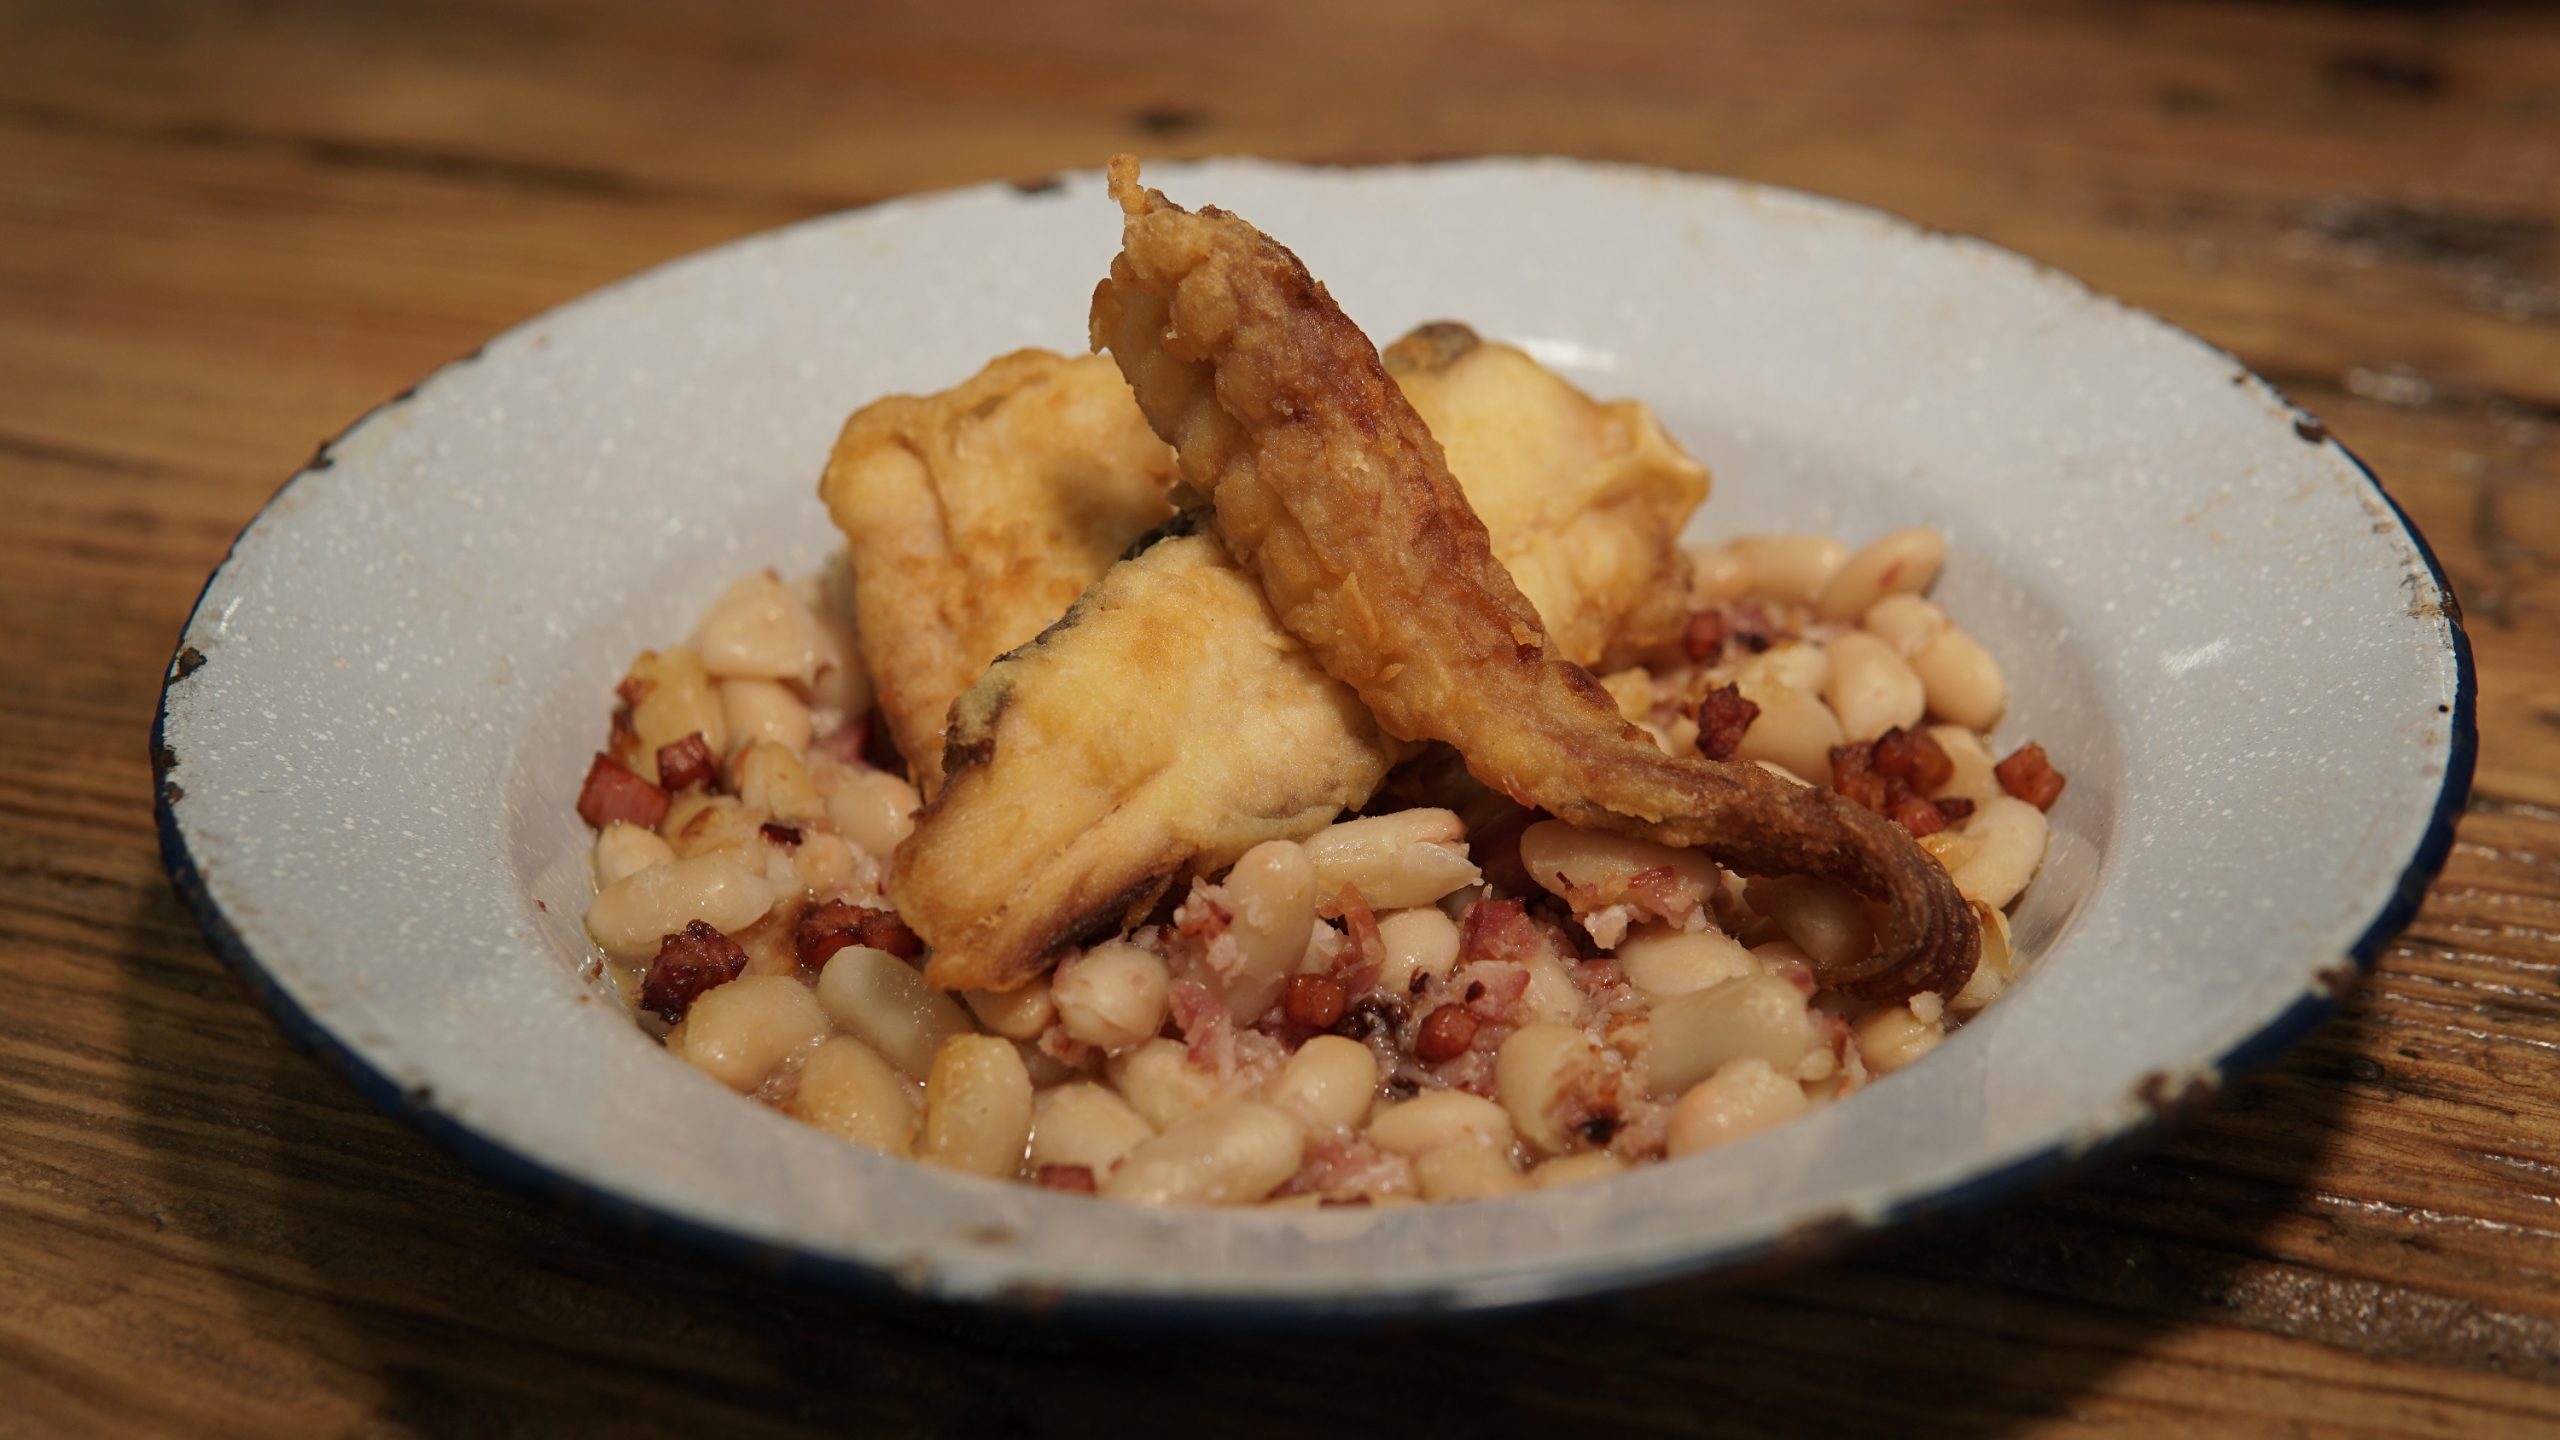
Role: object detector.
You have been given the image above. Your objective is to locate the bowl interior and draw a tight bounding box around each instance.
[163,158,2464,1315]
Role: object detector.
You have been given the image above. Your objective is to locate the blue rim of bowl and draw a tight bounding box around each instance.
[148,160,2478,1325]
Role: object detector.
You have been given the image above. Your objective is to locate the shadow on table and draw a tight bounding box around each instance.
[119,880,2353,1439]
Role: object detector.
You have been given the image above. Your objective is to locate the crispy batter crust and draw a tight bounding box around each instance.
[820,350,1176,795]
[1090,156,1977,1001]
[898,530,1396,993]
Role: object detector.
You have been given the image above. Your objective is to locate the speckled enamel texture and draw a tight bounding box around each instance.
[154,158,2472,1320]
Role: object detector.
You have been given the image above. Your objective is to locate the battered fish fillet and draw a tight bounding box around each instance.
[1384,323,1702,669]
[902,523,1394,993]
[819,349,1177,796]
[885,330,1708,993]
[1091,157,1977,1002]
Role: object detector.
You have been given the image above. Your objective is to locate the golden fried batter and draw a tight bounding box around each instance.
[1384,324,1704,669]
[820,350,1176,795]
[900,525,1395,993]
[1091,157,1977,1001]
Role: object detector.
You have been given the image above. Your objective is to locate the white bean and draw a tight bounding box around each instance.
[696,571,835,685]
[1926,724,2002,804]
[1910,625,2007,730]
[1822,630,1926,742]
[1853,1005,1944,1075]
[917,1035,1032,1179]
[718,677,815,756]
[1519,951,1590,1027]
[1216,840,1317,1021]
[1530,1151,1628,1189]
[1924,796,2049,910]
[1730,533,1848,604]
[789,1036,918,1155]
[1815,527,1945,622]
[1107,1037,1224,1131]
[1747,877,1875,973]
[814,945,974,1078]
[1102,1102,1306,1206]
[1496,1023,1609,1154]
[1686,543,1753,604]
[586,853,776,962]
[1265,1034,1379,1131]
[963,978,1057,1042]
[1647,974,1820,1096]
[791,830,870,902]
[1374,906,1461,997]
[1666,1058,1809,1156]
[1731,677,1843,786]
[1367,1090,1515,1157]
[1517,820,1720,913]
[1415,1139,1526,1201]
[1616,923,1761,997]
[1739,641,1830,698]
[1050,941,1170,1051]
[592,822,675,888]
[677,974,828,1092]
[657,792,762,861]
[1861,593,1948,656]
[1300,808,1481,910]
[824,765,919,863]
[732,739,825,823]
[1029,1083,1156,1176]
[622,647,727,783]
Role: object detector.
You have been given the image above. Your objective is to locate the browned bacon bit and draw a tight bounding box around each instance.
[1284,973,1350,1029]
[1891,791,1949,838]
[641,920,748,1023]
[1828,740,1893,815]
[1934,796,1976,824]
[655,732,718,793]
[1695,683,1759,762]
[760,822,804,849]
[1035,1164,1098,1194]
[577,753,670,830]
[1870,726,1953,793]
[795,900,925,969]
[1319,1194,1374,1208]
[1995,741,2067,810]
[1415,1003,1480,1062]
[1681,610,1727,662]
[1458,897,1546,967]
[1328,885,1386,990]
[1835,736,1970,836]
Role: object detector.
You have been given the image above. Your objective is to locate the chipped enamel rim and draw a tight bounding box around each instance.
[154,158,2473,1322]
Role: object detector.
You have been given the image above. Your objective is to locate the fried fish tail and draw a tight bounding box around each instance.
[1092,156,1977,1002]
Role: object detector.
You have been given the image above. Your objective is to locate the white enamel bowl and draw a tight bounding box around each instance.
[155,158,2472,1320]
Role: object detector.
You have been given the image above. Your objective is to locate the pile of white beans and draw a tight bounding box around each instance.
[579,525,2054,1207]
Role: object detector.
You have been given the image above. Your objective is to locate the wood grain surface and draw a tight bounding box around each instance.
[5,1,2557,1434]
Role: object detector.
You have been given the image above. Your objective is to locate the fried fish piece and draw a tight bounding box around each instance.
[1384,323,1704,669]
[819,349,1177,796]
[1091,157,1976,1002]
[891,338,1710,993]
[901,521,1395,993]
[872,331,1708,992]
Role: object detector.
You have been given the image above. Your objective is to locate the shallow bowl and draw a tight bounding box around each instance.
[155,158,2473,1319]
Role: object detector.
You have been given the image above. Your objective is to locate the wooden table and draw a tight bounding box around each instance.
[6,2,2556,1434]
